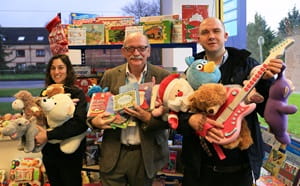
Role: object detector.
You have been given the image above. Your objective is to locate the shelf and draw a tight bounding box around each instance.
[69,42,197,55]
[69,42,198,65]
[82,164,100,172]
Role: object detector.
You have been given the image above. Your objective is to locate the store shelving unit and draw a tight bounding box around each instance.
[68,42,198,65]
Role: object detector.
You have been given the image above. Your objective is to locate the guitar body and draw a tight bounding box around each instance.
[209,87,256,145]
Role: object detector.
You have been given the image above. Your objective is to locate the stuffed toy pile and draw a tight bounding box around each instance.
[2,90,46,153]
[189,83,254,159]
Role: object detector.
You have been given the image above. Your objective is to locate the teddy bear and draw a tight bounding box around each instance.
[264,64,298,144]
[189,83,254,160]
[12,90,45,127]
[152,73,194,129]
[1,117,44,153]
[39,93,86,154]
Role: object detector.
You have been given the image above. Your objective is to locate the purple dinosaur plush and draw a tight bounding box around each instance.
[264,64,298,144]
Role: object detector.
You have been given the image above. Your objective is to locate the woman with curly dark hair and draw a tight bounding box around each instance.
[36,54,88,186]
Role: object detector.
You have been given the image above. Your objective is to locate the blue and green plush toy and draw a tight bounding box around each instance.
[87,84,109,97]
[185,56,221,90]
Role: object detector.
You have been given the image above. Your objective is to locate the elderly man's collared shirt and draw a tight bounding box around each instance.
[120,63,147,145]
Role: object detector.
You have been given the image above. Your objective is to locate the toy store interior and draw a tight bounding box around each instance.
[0,0,300,186]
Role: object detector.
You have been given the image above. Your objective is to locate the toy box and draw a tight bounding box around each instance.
[182,5,209,43]
[82,24,105,45]
[8,158,44,186]
[141,20,172,43]
[105,25,126,44]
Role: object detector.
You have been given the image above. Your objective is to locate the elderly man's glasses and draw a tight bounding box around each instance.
[123,46,148,52]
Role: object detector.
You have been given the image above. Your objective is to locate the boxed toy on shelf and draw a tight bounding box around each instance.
[125,25,144,38]
[94,16,135,27]
[182,5,209,43]
[68,25,87,46]
[141,20,172,43]
[263,148,287,176]
[140,14,179,23]
[172,21,183,43]
[70,12,97,25]
[105,25,126,45]
[277,160,300,185]
[258,128,300,185]
[7,158,46,186]
[82,24,105,45]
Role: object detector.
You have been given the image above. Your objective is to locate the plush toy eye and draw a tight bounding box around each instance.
[202,61,208,65]
[196,64,204,71]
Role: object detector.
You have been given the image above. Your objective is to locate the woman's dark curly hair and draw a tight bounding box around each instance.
[45,54,76,87]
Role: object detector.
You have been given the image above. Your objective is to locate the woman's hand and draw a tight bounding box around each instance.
[35,125,48,146]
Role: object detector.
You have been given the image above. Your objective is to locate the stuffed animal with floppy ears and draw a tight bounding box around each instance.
[12,90,45,126]
[39,91,86,154]
[189,83,254,160]
[1,117,43,152]
[264,64,298,144]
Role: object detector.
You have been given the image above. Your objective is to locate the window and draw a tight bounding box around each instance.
[18,36,25,41]
[1,36,5,41]
[16,50,25,57]
[36,49,45,57]
[37,36,44,41]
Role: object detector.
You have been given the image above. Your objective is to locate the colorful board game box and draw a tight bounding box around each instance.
[82,24,105,45]
[141,20,172,43]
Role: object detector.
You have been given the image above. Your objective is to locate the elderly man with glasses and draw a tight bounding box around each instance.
[87,32,171,186]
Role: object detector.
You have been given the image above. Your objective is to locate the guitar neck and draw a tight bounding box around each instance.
[216,38,294,123]
[228,63,268,110]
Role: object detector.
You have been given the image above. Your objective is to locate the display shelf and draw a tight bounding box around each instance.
[82,164,100,172]
[68,42,198,65]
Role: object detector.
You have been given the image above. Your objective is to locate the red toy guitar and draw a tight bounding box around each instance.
[212,38,295,146]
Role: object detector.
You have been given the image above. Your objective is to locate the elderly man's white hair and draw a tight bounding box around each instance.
[123,32,150,47]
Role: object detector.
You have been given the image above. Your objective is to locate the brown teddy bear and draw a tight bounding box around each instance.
[188,83,254,159]
[12,90,45,127]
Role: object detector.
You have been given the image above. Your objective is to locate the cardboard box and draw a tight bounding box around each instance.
[182,5,209,43]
